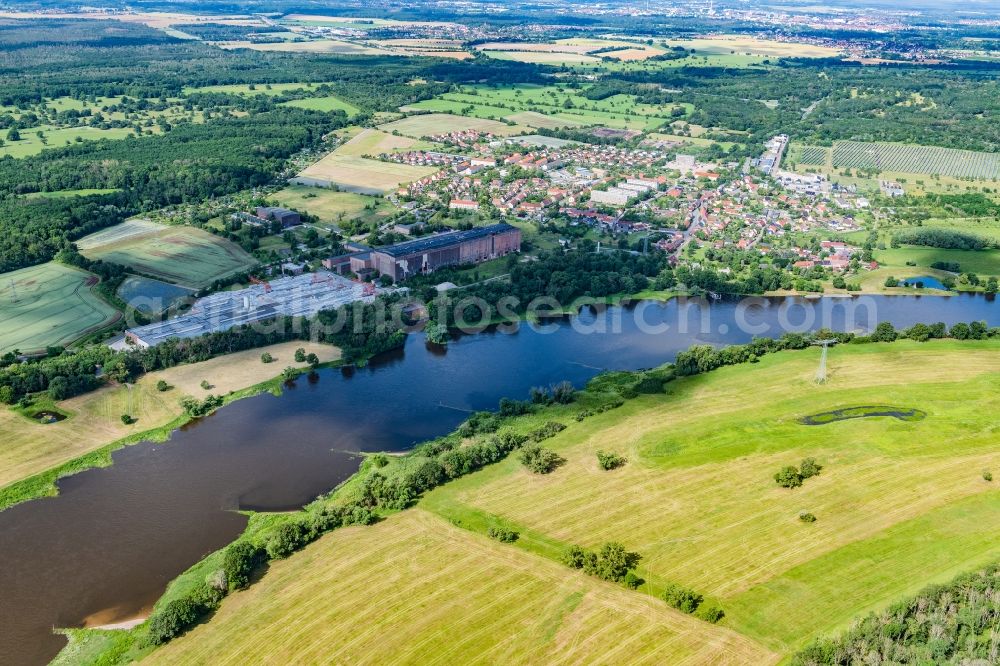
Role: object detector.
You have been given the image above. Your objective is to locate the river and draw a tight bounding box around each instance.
[1,293,997,665]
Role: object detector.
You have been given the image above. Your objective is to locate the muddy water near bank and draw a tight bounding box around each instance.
[1,294,996,665]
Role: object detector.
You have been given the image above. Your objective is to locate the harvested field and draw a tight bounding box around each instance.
[296,154,438,195]
[378,113,521,138]
[151,509,778,665]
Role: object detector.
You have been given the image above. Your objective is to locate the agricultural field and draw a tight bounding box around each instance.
[216,39,393,55]
[270,185,393,227]
[296,155,438,195]
[475,38,665,62]
[152,509,777,665]
[786,142,1000,195]
[479,50,601,65]
[378,112,523,138]
[786,144,830,166]
[420,341,1000,654]
[293,127,442,194]
[401,84,691,132]
[79,222,257,289]
[332,128,437,157]
[0,341,339,498]
[831,141,1000,180]
[0,263,119,354]
[659,36,842,58]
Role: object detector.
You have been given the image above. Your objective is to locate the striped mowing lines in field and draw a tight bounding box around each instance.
[431,341,1000,652]
[0,262,120,353]
[79,223,257,289]
[150,510,777,665]
[831,141,1000,180]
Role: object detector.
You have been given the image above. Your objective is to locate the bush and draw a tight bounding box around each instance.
[498,397,533,417]
[487,526,519,543]
[562,545,588,569]
[260,352,273,364]
[799,457,823,479]
[662,583,703,613]
[156,379,170,392]
[983,470,993,482]
[145,598,203,645]
[306,353,319,367]
[518,444,563,474]
[551,380,576,404]
[199,380,211,390]
[694,603,725,623]
[774,466,803,488]
[624,571,643,590]
[596,450,627,470]
[799,511,817,523]
[120,414,135,425]
[529,421,566,442]
[371,453,389,468]
[585,542,641,583]
[563,542,641,585]
[265,522,306,559]
[294,347,306,363]
[223,541,262,590]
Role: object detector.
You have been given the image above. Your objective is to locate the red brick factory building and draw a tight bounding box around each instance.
[370,223,521,282]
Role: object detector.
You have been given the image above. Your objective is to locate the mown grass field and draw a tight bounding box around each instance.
[0,262,119,354]
[79,223,257,289]
[278,95,360,116]
[401,84,692,132]
[378,112,523,138]
[297,153,439,195]
[271,185,393,227]
[22,188,121,200]
[0,341,339,505]
[875,246,1000,277]
[421,340,1000,653]
[151,509,777,665]
[660,36,842,58]
[121,340,1000,663]
[181,82,336,96]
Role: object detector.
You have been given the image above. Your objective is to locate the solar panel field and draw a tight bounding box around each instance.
[831,141,1000,180]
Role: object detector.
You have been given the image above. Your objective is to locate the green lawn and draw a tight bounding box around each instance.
[22,189,121,200]
[271,185,392,226]
[1,126,135,158]
[279,95,361,116]
[876,246,1000,277]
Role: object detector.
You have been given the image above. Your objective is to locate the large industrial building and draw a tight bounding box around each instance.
[369,223,521,282]
[121,271,380,348]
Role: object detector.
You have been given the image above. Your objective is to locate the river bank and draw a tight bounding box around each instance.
[0,341,341,511]
[3,294,998,665]
[58,335,1000,664]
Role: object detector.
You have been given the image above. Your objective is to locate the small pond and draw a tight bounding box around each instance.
[902,276,948,290]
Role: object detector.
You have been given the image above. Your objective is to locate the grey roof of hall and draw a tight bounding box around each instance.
[375,223,517,258]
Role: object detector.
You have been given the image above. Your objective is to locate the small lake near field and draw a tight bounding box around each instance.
[0,293,998,665]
